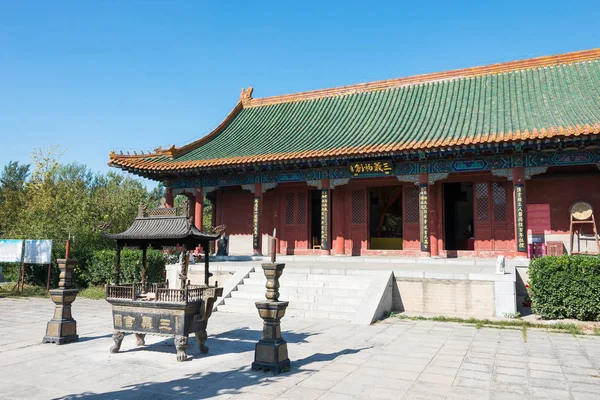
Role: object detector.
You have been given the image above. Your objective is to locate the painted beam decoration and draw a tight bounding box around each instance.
[166,150,600,191]
[320,189,329,250]
[515,184,526,252]
[349,160,393,177]
[253,197,260,252]
[419,184,429,252]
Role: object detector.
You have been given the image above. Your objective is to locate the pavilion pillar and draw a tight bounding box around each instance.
[114,243,121,285]
[333,186,345,255]
[320,179,331,255]
[141,246,147,293]
[419,173,431,256]
[166,187,174,208]
[195,188,204,230]
[513,167,527,257]
[253,182,262,255]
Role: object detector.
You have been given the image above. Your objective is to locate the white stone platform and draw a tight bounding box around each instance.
[168,256,524,322]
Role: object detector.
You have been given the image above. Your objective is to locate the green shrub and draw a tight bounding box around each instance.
[83,248,166,286]
[530,255,600,321]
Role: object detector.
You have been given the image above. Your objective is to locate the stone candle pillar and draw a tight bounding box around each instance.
[42,258,79,344]
[252,263,290,374]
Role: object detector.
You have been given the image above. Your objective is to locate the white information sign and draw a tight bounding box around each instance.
[0,240,23,263]
[24,240,53,264]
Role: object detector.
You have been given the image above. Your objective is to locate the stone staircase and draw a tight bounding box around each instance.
[216,269,371,321]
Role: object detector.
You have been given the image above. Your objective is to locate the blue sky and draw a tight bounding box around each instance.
[1,1,599,185]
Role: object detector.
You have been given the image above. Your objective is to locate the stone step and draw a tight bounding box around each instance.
[216,304,355,320]
[247,272,370,282]
[235,285,365,297]
[229,290,363,305]
[241,277,369,290]
[222,297,359,313]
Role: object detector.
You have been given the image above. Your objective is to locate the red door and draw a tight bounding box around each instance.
[474,181,513,251]
[281,190,309,254]
[349,189,367,255]
[403,185,420,250]
[474,182,493,250]
[491,181,513,250]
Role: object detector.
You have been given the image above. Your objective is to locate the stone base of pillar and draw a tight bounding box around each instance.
[42,289,79,345]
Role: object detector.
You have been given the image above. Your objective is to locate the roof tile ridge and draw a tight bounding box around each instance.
[121,100,245,162]
[109,150,162,161]
[245,48,600,108]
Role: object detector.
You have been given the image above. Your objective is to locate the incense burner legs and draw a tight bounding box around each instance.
[252,263,290,375]
[110,331,125,353]
[175,335,189,362]
[134,333,146,346]
[195,321,209,354]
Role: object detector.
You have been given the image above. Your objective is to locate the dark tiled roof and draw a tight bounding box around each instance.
[109,49,600,175]
[105,216,219,241]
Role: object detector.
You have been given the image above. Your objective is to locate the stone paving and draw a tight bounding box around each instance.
[1,298,600,399]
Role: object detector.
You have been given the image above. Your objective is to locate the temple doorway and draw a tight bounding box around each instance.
[369,186,403,250]
[444,182,474,251]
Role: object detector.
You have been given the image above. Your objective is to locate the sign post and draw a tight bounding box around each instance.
[0,240,24,291]
[24,240,53,291]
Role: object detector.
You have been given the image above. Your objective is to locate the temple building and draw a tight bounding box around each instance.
[109,49,600,259]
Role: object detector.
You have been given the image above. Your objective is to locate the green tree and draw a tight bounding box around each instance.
[0,160,30,191]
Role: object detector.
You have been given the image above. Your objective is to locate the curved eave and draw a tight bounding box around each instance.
[109,128,600,176]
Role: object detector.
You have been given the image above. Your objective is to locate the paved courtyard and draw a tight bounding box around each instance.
[1,298,599,399]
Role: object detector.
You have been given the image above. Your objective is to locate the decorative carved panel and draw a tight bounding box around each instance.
[492,183,507,222]
[404,186,419,224]
[285,193,295,225]
[476,183,489,222]
[296,192,307,225]
[351,190,366,225]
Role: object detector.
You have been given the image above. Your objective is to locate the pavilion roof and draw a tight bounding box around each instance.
[109,48,600,177]
[104,215,220,246]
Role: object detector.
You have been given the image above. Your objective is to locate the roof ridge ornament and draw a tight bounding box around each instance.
[240,86,254,106]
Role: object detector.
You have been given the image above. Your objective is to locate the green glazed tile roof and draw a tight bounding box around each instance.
[110,49,600,173]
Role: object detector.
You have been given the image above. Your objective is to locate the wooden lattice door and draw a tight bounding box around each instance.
[474,181,512,251]
[282,190,309,253]
[403,185,420,249]
[491,182,512,250]
[350,189,367,255]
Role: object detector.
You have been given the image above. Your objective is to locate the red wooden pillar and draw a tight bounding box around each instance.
[513,167,527,257]
[253,182,263,255]
[321,179,331,255]
[436,182,444,253]
[165,187,174,208]
[195,188,203,230]
[333,186,345,255]
[429,183,439,257]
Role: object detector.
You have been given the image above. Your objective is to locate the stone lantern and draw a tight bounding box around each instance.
[42,258,79,344]
[251,262,290,374]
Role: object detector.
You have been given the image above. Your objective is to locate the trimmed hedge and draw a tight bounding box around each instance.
[530,255,600,321]
[84,248,166,286]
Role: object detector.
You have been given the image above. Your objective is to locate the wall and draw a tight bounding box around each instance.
[217,186,254,255]
[392,278,496,317]
[527,173,600,253]
[218,186,253,234]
